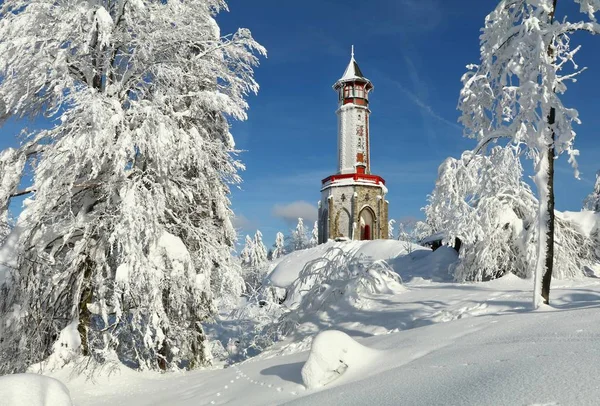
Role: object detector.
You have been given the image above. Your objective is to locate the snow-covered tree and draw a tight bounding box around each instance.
[309,221,319,248]
[252,230,268,268]
[240,235,255,267]
[426,146,536,281]
[396,218,431,243]
[271,232,286,260]
[240,230,268,294]
[291,218,308,251]
[388,219,396,240]
[459,0,600,306]
[425,145,595,282]
[583,171,600,212]
[0,0,264,372]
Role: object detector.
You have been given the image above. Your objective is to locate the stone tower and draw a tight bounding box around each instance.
[318,48,389,243]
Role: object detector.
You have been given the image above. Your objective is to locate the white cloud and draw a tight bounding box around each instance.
[232,214,257,232]
[272,201,318,225]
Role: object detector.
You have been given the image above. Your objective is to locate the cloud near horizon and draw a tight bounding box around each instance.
[272,201,318,225]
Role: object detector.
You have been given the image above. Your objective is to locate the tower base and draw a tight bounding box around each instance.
[318,173,389,244]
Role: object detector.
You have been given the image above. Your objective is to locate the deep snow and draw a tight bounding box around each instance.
[0,373,73,406]
[10,239,600,405]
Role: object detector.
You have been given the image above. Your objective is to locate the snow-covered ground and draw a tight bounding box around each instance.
[18,240,600,405]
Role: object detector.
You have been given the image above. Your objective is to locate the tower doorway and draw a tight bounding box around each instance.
[359,207,376,241]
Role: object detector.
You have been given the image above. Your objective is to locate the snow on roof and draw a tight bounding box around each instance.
[420,232,446,245]
[340,57,365,81]
[335,46,372,87]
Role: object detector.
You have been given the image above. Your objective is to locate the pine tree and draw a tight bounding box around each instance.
[271,232,286,260]
[309,221,319,248]
[388,219,396,240]
[583,171,600,212]
[240,230,268,294]
[292,218,308,251]
[0,0,264,372]
[252,230,268,268]
[459,0,600,306]
[240,235,255,267]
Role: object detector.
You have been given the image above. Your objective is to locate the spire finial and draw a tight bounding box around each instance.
[351,45,355,59]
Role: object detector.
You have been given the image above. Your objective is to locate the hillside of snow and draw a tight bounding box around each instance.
[268,239,429,288]
[25,238,600,406]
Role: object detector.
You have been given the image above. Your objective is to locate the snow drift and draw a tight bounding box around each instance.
[301,330,379,389]
[0,373,73,406]
[268,239,427,288]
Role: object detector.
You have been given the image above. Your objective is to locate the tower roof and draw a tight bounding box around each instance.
[341,55,365,80]
[334,46,372,89]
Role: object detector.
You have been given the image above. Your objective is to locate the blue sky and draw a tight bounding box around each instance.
[1,0,599,248]
[219,0,600,246]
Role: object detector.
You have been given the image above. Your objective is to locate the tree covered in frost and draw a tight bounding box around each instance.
[290,218,308,251]
[0,0,264,372]
[271,232,286,260]
[396,218,431,244]
[426,146,536,281]
[388,219,396,240]
[309,221,319,248]
[425,145,596,282]
[240,230,268,294]
[583,171,600,212]
[459,0,600,306]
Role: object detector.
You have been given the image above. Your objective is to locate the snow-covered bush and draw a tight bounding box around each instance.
[280,247,403,333]
[0,0,263,372]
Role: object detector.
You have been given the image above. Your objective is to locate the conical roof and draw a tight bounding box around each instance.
[334,46,372,89]
[340,57,365,80]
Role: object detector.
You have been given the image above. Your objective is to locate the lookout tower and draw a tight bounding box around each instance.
[318,47,389,243]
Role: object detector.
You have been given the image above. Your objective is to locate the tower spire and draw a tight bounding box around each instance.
[351,44,354,59]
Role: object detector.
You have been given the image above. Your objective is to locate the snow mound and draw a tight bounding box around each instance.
[269,240,427,288]
[0,374,73,406]
[301,330,379,389]
[391,246,458,283]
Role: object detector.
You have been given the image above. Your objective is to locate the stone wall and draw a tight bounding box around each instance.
[319,182,388,242]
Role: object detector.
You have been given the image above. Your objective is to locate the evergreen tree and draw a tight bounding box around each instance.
[583,171,600,212]
[292,218,308,251]
[388,219,396,240]
[240,230,268,294]
[271,232,286,260]
[309,221,319,248]
[0,0,264,372]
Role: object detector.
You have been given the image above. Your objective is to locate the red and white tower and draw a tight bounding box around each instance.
[318,48,389,243]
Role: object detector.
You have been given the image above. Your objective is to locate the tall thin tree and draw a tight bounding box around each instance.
[459,0,600,307]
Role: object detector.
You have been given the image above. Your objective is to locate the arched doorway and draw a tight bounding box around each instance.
[359,207,376,241]
[335,208,352,238]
